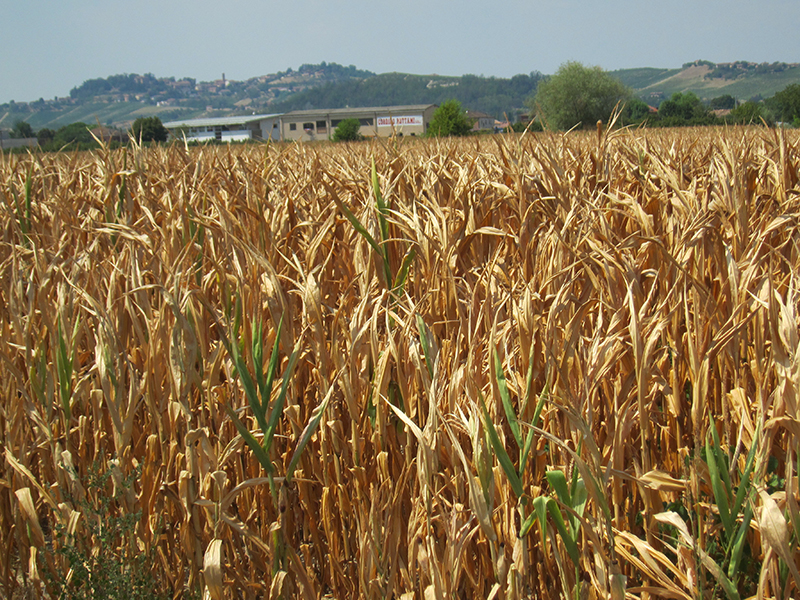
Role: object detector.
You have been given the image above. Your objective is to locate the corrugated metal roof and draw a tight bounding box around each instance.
[283,105,436,118]
[163,114,282,129]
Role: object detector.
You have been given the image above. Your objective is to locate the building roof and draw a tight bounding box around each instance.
[283,104,436,118]
[163,114,282,129]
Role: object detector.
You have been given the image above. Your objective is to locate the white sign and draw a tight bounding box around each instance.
[377,115,423,127]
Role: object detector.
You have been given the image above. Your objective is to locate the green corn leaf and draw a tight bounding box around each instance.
[391,247,416,297]
[416,314,434,379]
[706,430,733,538]
[520,383,548,478]
[570,478,588,534]
[546,470,572,507]
[55,319,73,422]
[286,380,336,483]
[262,317,284,413]
[531,383,548,430]
[521,338,536,415]
[728,503,753,580]
[223,403,273,474]
[332,195,392,287]
[229,325,264,435]
[493,349,521,447]
[520,427,535,479]
[731,422,760,518]
[478,390,524,499]
[372,158,389,244]
[546,499,580,568]
[263,339,301,454]
[252,319,265,401]
[710,423,733,493]
[530,495,549,546]
[519,508,538,539]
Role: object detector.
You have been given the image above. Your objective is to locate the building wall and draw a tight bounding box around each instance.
[259,118,281,141]
[281,106,437,141]
[0,136,38,150]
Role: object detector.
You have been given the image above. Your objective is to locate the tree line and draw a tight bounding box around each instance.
[528,62,800,131]
[4,117,168,152]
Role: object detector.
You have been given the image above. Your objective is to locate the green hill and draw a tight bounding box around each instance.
[611,60,800,103]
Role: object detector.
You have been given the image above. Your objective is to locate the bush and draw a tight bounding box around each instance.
[332,118,363,142]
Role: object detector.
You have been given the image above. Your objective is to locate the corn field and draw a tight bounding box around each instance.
[1,126,800,600]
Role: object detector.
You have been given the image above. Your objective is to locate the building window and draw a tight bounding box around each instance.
[316,120,327,133]
[359,118,373,126]
[331,120,342,128]
[289,123,297,131]
[303,122,314,131]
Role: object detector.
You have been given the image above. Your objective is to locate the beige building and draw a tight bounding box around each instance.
[279,105,437,141]
[466,110,496,132]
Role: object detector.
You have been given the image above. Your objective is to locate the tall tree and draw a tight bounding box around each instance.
[529,62,631,130]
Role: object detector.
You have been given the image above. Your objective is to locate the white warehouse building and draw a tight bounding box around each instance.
[163,114,282,143]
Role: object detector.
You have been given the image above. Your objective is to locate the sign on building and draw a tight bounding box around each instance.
[377,116,423,127]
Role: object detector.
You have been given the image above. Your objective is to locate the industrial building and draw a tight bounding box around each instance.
[279,105,437,141]
[163,105,438,143]
[163,114,282,143]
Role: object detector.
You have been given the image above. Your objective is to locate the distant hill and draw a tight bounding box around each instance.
[612,60,800,104]
[268,72,543,119]
[2,60,800,132]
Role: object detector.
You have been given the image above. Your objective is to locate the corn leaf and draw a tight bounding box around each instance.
[478,390,523,499]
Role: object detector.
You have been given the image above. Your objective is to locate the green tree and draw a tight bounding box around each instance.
[37,128,55,146]
[658,92,707,120]
[710,94,736,110]
[10,120,35,139]
[769,83,800,123]
[728,101,766,125]
[52,122,94,148]
[529,62,631,130]
[331,118,363,142]
[131,116,168,142]
[623,98,652,123]
[426,99,474,137]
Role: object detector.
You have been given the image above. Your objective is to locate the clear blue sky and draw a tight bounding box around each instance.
[2,0,799,103]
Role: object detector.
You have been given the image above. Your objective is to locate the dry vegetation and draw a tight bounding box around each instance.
[1,126,800,600]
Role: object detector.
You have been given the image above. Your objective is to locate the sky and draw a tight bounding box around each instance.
[2,0,799,104]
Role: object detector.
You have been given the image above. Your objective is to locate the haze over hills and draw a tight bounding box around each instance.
[1,60,799,131]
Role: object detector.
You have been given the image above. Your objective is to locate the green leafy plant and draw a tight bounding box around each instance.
[43,462,167,600]
[331,118,363,142]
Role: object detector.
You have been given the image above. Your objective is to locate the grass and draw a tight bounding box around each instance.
[1,126,800,599]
